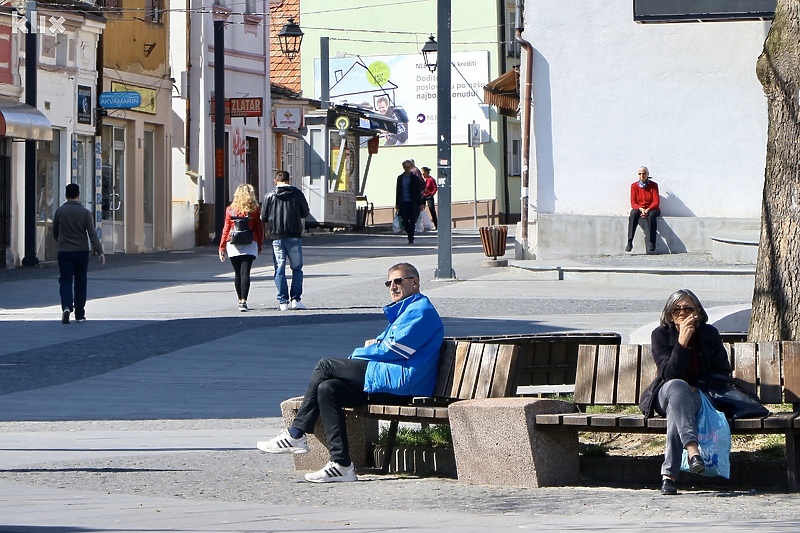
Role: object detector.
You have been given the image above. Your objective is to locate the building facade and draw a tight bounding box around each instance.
[99,0,171,255]
[3,2,104,267]
[519,0,769,258]
[296,0,521,227]
[170,0,274,248]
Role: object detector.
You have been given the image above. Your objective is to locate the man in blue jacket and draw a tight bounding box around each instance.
[257,262,444,483]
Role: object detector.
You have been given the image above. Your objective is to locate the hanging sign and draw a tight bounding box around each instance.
[99,91,142,109]
[230,97,263,117]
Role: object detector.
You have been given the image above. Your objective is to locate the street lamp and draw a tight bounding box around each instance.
[421,35,438,73]
[278,18,304,60]
[425,0,454,279]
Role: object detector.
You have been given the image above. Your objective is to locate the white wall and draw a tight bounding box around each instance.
[525,0,769,218]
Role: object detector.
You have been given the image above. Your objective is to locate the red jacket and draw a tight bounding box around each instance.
[423,177,438,198]
[219,206,265,253]
[630,180,660,211]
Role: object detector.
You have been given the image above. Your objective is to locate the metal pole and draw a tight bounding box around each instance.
[320,37,330,109]
[213,19,225,244]
[472,122,478,227]
[22,1,39,266]
[435,0,454,279]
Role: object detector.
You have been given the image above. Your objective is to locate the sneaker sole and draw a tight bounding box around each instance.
[256,442,309,455]
[304,473,357,483]
[61,311,70,324]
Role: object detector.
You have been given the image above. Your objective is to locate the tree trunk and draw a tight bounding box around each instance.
[750,0,800,341]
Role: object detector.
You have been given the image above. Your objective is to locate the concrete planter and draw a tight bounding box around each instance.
[373,446,457,477]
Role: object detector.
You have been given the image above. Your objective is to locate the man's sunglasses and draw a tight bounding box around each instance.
[385,276,415,288]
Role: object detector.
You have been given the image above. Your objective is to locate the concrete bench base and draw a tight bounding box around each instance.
[279,397,378,472]
[448,398,579,488]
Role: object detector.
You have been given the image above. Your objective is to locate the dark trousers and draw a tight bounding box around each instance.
[292,358,409,464]
[57,251,90,319]
[229,254,255,300]
[627,208,661,250]
[399,202,420,243]
[423,196,438,229]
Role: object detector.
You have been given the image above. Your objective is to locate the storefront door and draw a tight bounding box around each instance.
[101,125,125,253]
[36,129,61,261]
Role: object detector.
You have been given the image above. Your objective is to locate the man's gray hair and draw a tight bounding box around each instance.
[389,262,420,280]
[639,166,649,174]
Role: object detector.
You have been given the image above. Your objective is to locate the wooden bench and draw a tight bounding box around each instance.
[534,341,800,490]
[454,332,621,391]
[281,338,519,474]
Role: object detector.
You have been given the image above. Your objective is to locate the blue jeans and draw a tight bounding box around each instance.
[272,237,303,303]
[58,250,90,319]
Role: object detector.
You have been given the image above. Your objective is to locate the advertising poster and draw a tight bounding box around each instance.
[314,51,489,146]
[77,86,92,125]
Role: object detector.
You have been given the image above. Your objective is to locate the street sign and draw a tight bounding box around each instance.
[99,91,142,109]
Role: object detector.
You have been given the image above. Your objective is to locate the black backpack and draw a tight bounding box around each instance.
[229,214,254,245]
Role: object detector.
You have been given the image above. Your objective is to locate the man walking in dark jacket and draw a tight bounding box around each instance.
[262,171,311,311]
[395,160,423,244]
[52,183,105,324]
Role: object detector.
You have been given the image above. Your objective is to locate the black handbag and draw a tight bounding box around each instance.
[697,373,770,419]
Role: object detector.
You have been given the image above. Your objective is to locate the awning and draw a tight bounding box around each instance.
[0,99,53,141]
[484,67,519,115]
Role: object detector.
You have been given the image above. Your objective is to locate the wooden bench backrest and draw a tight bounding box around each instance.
[574,341,800,407]
[433,340,520,400]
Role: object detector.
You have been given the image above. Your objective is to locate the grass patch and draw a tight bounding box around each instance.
[377,424,452,448]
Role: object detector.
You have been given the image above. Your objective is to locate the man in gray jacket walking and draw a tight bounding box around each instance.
[52,183,105,323]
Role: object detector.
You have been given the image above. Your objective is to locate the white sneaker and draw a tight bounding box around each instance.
[290,299,307,310]
[304,461,357,483]
[256,429,309,455]
[278,302,290,311]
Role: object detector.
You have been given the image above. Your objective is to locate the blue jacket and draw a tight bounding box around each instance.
[349,293,444,396]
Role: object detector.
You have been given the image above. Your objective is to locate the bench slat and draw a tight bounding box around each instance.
[759,342,782,404]
[763,412,799,429]
[458,343,485,399]
[732,417,766,430]
[586,414,623,428]
[490,344,519,397]
[594,345,619,404]
[535,413,570,425]
[639,345,657,402]
[433,340,458,398]
[618,414,646,428]
[645,417,667,430]
[784,342,800,404]
[616,345,640,404]
[475,343,500,399]
[562,413,593,426]
[574,345,597,404]
[448,342,471,398]
[734,342,758,395]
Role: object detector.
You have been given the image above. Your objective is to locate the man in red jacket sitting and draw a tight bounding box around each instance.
[626,166,661,253]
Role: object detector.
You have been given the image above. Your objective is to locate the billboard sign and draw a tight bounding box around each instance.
[314,51,490,146]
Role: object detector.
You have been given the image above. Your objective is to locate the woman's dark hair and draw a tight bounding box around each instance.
[659,289,708,327]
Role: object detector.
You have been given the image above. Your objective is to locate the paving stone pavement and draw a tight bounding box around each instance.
[2,232,794,532]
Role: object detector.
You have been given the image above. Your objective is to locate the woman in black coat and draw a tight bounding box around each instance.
[638,289,731,495]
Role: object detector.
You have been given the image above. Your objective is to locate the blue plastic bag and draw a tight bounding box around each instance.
[681,391,731,479]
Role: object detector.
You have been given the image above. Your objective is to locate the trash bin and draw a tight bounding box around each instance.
[478,225,509,267]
